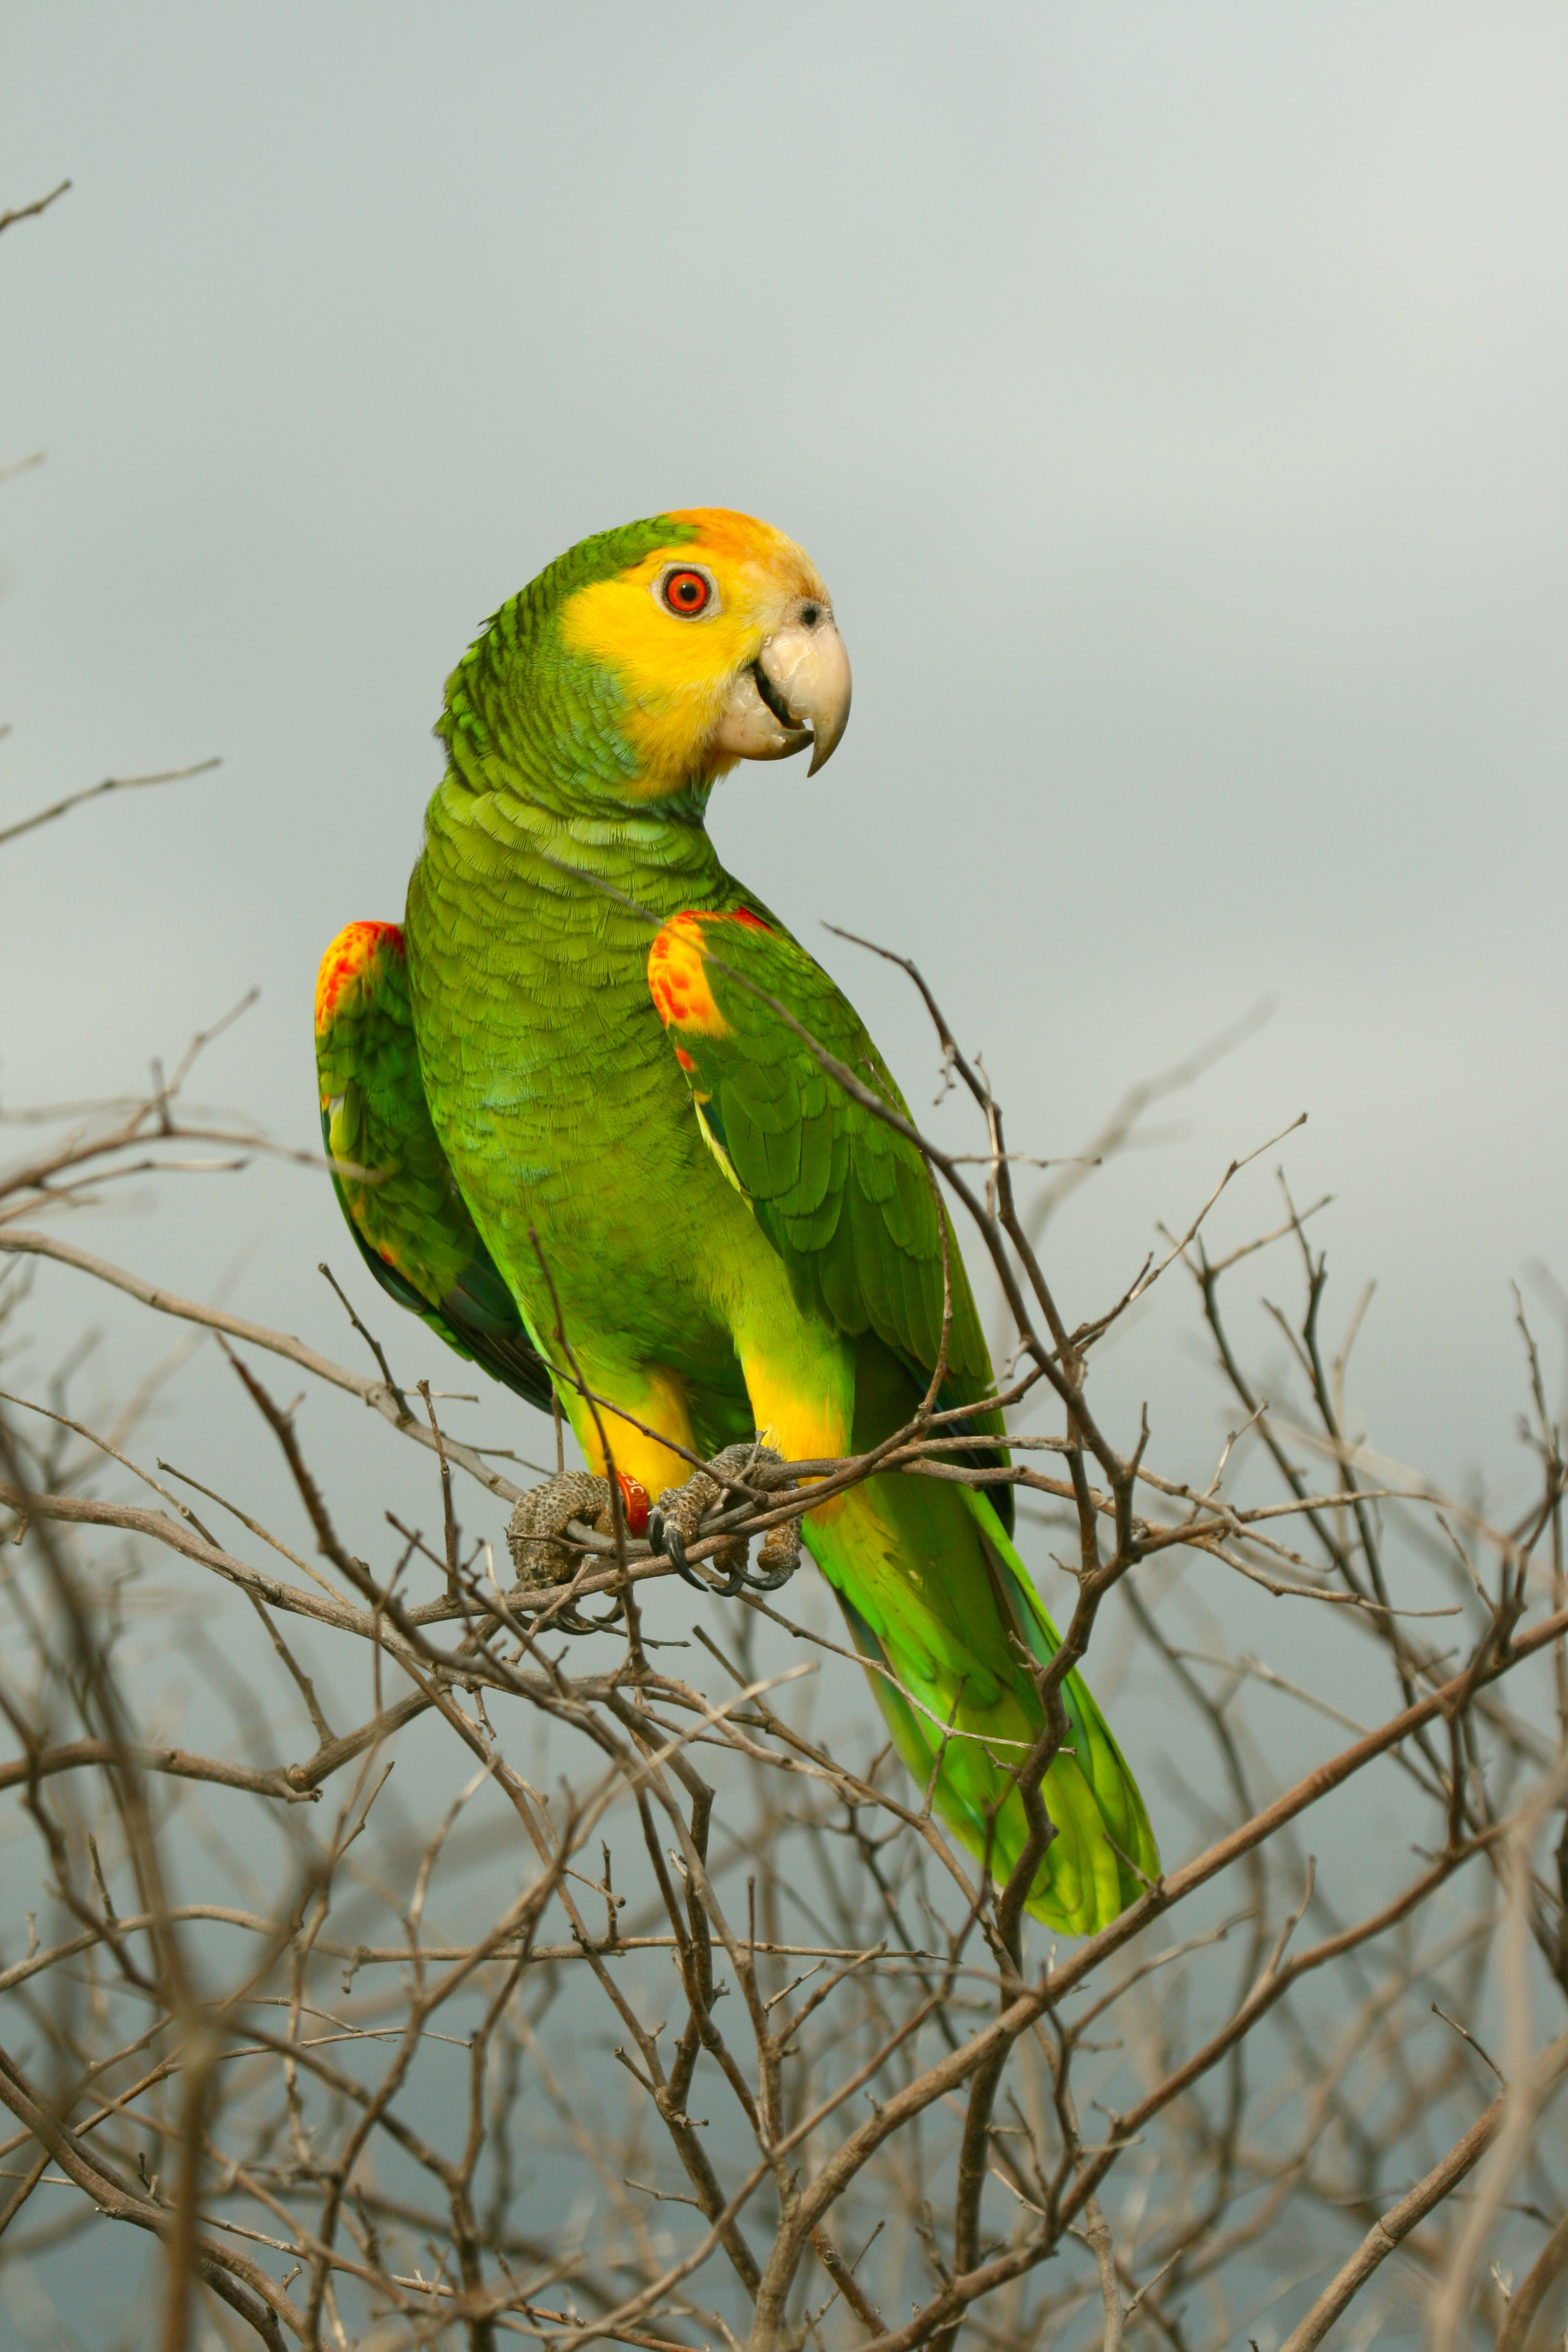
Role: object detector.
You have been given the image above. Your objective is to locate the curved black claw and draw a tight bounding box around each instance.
[552,1593,627,1637]
[739,1508,802,1594]
[711,1548,751,1601]
[648,1508,709,1595]
[741,1553,799,1594]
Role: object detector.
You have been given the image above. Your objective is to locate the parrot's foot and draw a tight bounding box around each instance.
[751,1508,803,1592]
[506,1446,801,1612]
[647,1444,801,1600]
[505,1468,650,1586]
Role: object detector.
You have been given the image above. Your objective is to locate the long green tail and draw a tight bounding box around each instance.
[804,1468,1157,1933]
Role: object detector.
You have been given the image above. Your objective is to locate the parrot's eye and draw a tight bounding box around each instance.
[656,564,718,619]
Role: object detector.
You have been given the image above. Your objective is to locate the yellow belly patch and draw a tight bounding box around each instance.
[567,1365,697,1503]
[739,1348,851,1526]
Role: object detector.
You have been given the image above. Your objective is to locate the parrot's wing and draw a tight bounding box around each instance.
[314,923,555,1412]
[649,912,1157,1924]
[648,909,1006,1442]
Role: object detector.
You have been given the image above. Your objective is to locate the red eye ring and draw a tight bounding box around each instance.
[662,567,712,616]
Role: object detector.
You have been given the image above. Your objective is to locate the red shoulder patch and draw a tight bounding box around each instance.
[315,921,404,1033]
[648,908,769,1039]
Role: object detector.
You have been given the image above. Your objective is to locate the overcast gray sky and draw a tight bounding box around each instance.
[3,0,1565,1519]
[2,15,1566,2334]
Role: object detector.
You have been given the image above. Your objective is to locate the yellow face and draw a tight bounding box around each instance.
[557,508,848,797]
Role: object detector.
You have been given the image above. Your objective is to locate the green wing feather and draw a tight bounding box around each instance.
[652,909,1158,1927]
[651,910,1012,1522]
[314,923,554,1412]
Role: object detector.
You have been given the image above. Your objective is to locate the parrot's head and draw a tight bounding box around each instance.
[442,510,851,811]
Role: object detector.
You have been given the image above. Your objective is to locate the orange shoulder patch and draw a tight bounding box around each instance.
[315,921,403,1033]
[647,909,768,1039]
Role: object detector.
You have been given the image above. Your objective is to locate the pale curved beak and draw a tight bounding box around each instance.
[713,613,852,776]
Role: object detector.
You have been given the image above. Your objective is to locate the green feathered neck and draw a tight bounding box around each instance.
[434,514,710,825]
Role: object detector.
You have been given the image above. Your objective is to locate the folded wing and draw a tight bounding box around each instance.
[648,905,1012,1515]
[314,922,554,1411]
[647,906,1159,1927]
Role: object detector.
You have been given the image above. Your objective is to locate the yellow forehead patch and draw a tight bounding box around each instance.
[558,508,828,795]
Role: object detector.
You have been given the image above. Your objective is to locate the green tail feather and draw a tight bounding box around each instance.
[805,1471,1158,1933]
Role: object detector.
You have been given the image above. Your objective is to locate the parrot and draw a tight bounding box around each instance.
[316,508,1157,1932]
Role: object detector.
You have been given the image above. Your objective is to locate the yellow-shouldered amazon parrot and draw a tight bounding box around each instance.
[315,509,1157,1931]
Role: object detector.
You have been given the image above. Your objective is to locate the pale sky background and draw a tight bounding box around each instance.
[2,0,1564,1682]
[5,4,1564,1507]
[2,8,1566,2339]
[5,4,1566,1472]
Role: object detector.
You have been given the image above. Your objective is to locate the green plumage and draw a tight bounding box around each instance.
[671,917,999,1413]
[314,924,554,1411]
[658,916,1155,1923]
[318,512,1157,1932]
